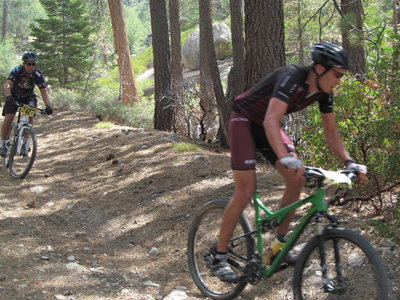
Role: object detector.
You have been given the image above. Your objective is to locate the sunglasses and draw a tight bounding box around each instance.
[25,62,36,66]
[331,68,345,79]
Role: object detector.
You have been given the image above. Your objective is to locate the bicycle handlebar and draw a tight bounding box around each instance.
[15,101,47,115]
[304,166,358,184]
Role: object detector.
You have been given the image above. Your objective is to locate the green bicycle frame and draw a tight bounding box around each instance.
[252,187,328,278]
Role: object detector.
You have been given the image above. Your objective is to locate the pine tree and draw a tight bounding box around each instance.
[30,0,94,87]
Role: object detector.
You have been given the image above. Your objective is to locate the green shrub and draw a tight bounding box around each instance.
[299,75,399,211]
[50,88,154,129]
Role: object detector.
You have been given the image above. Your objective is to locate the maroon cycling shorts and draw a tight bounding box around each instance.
[229,111,297,170]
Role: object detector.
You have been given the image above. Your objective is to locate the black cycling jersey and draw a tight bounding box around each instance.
[232,65,333,125]
[7,65,47,98]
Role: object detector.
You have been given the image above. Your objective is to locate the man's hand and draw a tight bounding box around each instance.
[6,96,15,104]
[346,162,368,183]
[45,104,53,115]
[280,156,303,170]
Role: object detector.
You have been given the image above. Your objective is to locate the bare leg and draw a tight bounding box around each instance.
[1,114,15,140]
[275,158,305,236]
[217,169,256,253]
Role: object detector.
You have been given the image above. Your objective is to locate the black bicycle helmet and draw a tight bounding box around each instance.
[311,42,349,69]
[22,51,38,62]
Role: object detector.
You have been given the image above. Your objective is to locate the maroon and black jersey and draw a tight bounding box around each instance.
[232,65,333,125]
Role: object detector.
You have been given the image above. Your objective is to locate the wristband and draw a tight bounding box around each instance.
[344,158,356,165]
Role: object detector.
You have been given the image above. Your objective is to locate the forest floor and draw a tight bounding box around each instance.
[0,108,398,300]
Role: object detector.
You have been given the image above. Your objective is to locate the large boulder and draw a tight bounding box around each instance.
[182,22,231,70]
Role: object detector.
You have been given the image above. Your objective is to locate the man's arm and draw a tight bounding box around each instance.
[263,97,289,160]
[39,87,50,106]
[321,112,351,163]
[4,79,13,97]
[322,112,367,181]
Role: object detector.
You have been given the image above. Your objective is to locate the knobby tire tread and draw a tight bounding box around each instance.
[9,127,37,179]
[293,227,388,300]
[187,200,255,300]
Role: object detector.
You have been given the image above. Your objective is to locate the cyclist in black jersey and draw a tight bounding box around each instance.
[0,51,52,156]
[210,42,368,282]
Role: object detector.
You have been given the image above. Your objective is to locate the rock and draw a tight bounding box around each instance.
[30,186,44,194]
[379,238,395,248]
[380,247,394,259]
[143,280,160,288]
[66,262,86,273]
[182,22,231,70]
[167,133,180,142]
[149,247,158,255]
[347,254,363,266]
[164,289,188,300]
[193,155,207,161]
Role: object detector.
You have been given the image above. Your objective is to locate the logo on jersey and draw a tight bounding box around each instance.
[288,84,298,94]
[18,77,34,90]
[244,159,256,165]
[231,117,248,122]
[280,76,290,87]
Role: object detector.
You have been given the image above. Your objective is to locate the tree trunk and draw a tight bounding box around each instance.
[226,0,245,105]
[340,0,366,79]
[169,0,186,135]
[199,0,229,146]
[199,0,217,142]
[297,0,304,65]
[2,0,7,40]
[393,0,400,74]
[244,0,285,90]
[108,0,139,104]
[150,0,173,131]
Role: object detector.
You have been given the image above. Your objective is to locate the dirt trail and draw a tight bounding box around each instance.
[0,109,398,300]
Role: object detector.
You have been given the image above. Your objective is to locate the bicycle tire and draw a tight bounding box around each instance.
[9,127,37,179]
[293,227,388,300]
[187,200,255,300]
[2,122,16,168]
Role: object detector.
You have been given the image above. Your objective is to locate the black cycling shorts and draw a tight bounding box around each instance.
[2,96,37,116]
[229,111,297,170]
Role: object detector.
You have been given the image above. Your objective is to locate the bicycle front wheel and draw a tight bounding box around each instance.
[9,127,37,179]
[293,227,388,300]
[187,200,255,300]
[2,122,16,168]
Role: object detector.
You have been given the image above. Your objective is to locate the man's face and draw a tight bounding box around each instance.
[317,65,346,93]
[23,61,36,75]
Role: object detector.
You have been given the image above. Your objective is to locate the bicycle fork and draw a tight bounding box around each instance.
[316,213,346,294]
[15,125,31,156]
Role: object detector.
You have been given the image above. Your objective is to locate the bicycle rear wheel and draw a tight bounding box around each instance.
[187,200,255,300]
[9,127,37,179]
[293,227,388,300]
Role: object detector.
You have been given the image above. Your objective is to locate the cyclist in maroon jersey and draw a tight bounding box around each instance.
[210,42,367,282]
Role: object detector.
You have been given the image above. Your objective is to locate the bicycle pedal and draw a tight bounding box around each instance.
[278,262,289,270]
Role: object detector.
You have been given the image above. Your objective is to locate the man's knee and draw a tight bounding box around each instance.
[286,175,305,189]
[232,189,254,208]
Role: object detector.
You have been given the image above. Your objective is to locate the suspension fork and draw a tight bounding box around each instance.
[316,213,344,292]
[316,213,329,290]
[15,123,31,154]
